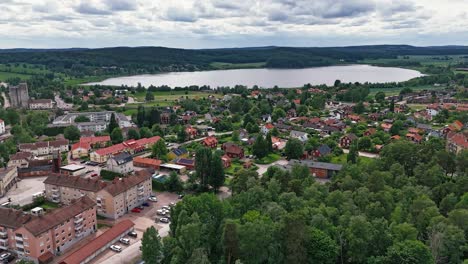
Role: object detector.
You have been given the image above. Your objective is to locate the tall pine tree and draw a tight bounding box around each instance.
[108,113,119,133]
[209,152,225,191]
[140,226,163,264]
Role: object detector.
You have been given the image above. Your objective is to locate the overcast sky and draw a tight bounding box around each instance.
[1,0,467,49]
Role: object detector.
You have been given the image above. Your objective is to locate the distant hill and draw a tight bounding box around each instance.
[0,45,467,76]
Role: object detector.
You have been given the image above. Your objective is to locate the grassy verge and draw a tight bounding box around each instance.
[255,153,281,164]
[0,71,32,81]
[132,90,222,102]
[368,85,442,96]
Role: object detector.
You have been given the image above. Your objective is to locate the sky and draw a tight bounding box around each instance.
[0,0,467,49]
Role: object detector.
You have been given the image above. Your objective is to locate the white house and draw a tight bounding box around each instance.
[290,130,309,142]
[106,152,134,175]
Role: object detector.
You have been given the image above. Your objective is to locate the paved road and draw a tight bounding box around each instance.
[342,149,379,158]
[256,159,288,176]
[55,94,73,110]
[2,92,10,108]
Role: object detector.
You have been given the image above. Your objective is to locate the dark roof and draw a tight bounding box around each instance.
[0,208,34,229]
[9,152,33,161]
[317,144,332,155]
[175,158,195,166]
[283,159,343,171]
[111,152,133,165]
[44,174,106,192]
[171,148,188,156]
[344,133,358,140]
[24,196,95,236]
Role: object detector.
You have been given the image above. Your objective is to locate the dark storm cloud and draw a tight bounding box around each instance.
[268,10,288,22]
[75,3,111,15]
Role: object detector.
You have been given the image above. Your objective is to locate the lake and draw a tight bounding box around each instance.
[87,65,423,88]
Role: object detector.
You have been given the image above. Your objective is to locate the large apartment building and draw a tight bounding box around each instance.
[51,111,133,132]
[90,136,160,163]
[0,197,97,263]
[43,170,152,219]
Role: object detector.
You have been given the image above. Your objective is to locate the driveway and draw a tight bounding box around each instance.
[0,176,47,206]
[342,149,379,158]
[256,159,288,176]
[90,192,180,264]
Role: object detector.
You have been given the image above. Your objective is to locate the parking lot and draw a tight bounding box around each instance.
[0,176,47,206]
[89,192,180,264]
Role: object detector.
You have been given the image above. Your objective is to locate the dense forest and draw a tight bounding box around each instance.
[141,139,468,264]
[1,45,468,77]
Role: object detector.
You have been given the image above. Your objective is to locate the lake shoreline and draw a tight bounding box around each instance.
[84,64,423,88]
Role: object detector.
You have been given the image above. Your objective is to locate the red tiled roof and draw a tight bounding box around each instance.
[133,156,162,167]
[24,197,95,236]
[94,136,160,156]
[448,132,468,148]
[265,123,274,129]
[80,136,111,145]
[71,141,90,151]
[60,220,135,264]
[203,136,218,146]
[104,170,151,196]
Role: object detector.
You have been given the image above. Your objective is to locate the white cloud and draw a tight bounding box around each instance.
[0,0,466,48]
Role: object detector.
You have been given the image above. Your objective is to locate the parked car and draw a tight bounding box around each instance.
[128,231,138,238]
[137,205,144,210]
[148,197,158,202]
[156,209,167,216]
[119,238,130,245]
[131,208,142,213]
[178,194,185,199]
[160,218,170,223]
[142,202,150,207]
[91,173,98,177]
[162,205,171,211]
[0,253,13,262]
[110,245,122,252]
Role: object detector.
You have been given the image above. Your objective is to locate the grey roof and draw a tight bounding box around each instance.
[317,144,332,155]
[112,152,133,165]
[290,130,308,137]
[288,159,343,171]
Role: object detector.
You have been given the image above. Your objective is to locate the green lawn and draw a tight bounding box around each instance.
[407,104,429,111]
[225,162,243,175]
[331,153,374,165]
[41,201,60,210]
[368,85,442,97]
[132,90,223,103]
[255,153,281,164]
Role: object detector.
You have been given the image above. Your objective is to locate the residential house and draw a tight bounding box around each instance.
[106,152,134,175]
[160,112,171,124]
[261,123,274,135]
[222,143,244,158]
[446,131,468,154]
[185,126,198,139]
[19,139,69,157]
[313,144,332,158]
[363,128,377,136]
[261,115,272,123]
[406,133,423,144]
[0,167,18,197]
[290,130,309,142]
[7,152,33,168]
[0,197,97,263]
[201,136,218,149]
[174,158,195,170]
[221,155,231,168]
[71,141,91,160]
[79,136,111,148]
[272,137,286,150]
[340,134,358,148]
[29,99,54,110]
[167,148,189,161]
[90,136,160,163]
[381,123,393,132]
[287,109,297,118]
[275,123,292,132]
[279,159,343,179]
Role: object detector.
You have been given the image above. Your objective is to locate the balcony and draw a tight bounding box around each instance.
[16,243,24,248]
[0,237,8,243]
[75,224,83,231]
[74,217,83,224]
[137,185,144,191]
[51,187,58,192]
[0,231,7,238]
[52,193,60,198]
[15,236,23,242]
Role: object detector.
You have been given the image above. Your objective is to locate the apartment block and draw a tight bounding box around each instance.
[19,139,69,157]
[44,174,106,205]
[0,197,97,263]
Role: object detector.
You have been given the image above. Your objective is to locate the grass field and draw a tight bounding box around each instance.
[255,153,281,164]
[210,62,266,70]
[132,90,222,102]
[331,153,373,165]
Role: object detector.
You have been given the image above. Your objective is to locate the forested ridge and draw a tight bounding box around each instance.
[142,139,468,264]
[1,45,468,77]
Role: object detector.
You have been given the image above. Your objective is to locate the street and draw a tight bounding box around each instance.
[342,149,379,158]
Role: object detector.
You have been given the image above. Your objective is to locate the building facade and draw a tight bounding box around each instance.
[9,83,29,108]
[0,119,5,135]
[0,167,18,197]
[29,99,54,110]
[44,174,104,205]
[106,152,134,174]
[19,139,69,157]
[0,197,97,263]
